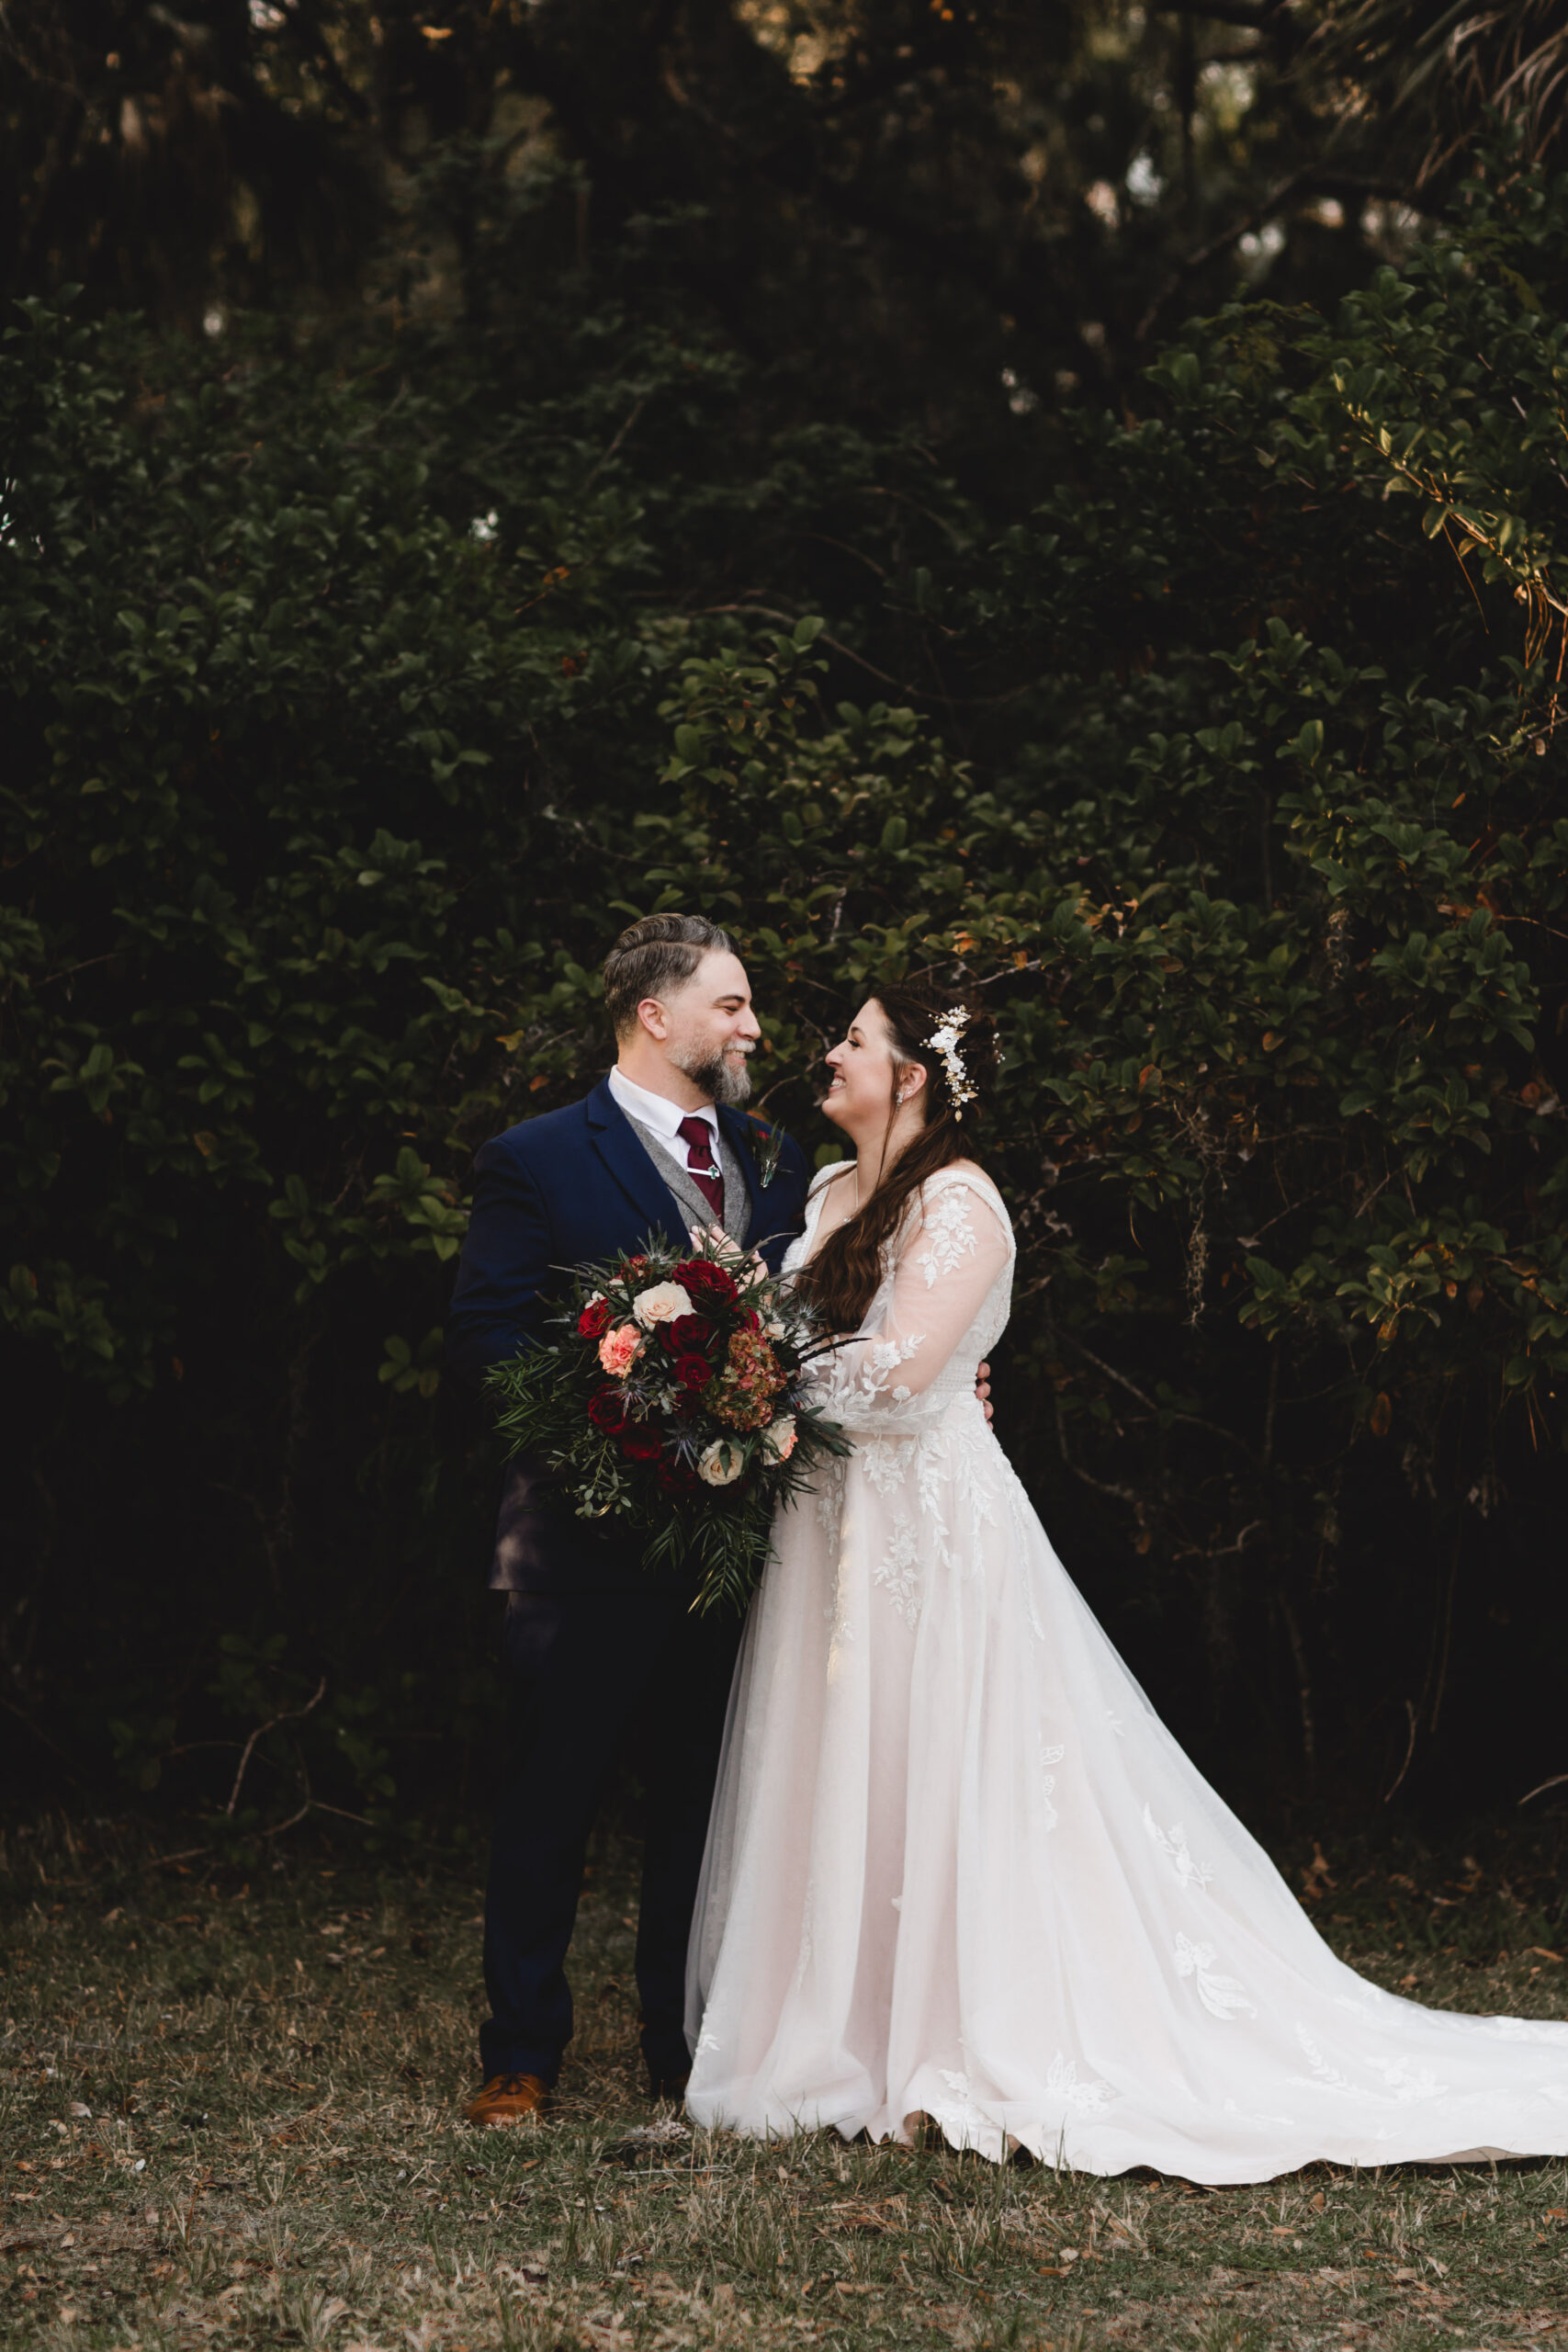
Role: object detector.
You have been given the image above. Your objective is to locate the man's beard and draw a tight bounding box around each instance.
[675,1043,753,1107]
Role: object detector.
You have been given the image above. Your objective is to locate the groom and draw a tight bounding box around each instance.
[446,913,813,2124]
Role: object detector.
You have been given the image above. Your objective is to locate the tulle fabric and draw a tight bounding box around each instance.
[684,1164,1568,2181]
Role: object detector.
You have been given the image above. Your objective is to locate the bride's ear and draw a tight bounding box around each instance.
[896,1059,929,1109]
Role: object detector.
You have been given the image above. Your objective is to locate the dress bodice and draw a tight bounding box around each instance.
[784,1162,1015,1436]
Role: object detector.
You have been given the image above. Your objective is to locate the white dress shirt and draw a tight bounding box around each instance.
[606,1065,719,1150]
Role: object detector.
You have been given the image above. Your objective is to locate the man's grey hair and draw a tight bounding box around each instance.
[603,913,736,1040]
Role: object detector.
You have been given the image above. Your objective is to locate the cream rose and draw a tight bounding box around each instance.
[597,1323,642,1377]
[697,1438,745,1487]
[632,1280,694,1329]
[761,1415,797,1463]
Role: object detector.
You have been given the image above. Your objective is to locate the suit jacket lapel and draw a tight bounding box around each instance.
[717,1106,766,1246]
[585,1079,687,1245]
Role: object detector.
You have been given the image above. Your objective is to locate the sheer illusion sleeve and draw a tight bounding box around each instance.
[813,1173,1012,1435]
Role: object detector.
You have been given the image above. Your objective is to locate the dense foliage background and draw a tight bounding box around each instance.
[5,0,1568,1854]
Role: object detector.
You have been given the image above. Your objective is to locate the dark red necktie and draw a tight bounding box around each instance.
[675,1114,725,1216]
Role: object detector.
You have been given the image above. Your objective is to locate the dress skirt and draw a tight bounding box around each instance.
[685,1396,1568,2183]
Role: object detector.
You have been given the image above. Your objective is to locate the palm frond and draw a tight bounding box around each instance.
[1310,0,1568,180]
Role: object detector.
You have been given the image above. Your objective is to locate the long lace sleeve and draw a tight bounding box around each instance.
[814,1173,1013,1435]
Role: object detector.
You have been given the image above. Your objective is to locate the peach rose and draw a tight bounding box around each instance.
[761,1415,797,1463]
[598,1323,642,1377]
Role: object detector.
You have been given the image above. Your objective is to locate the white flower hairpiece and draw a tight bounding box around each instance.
[925,1005,979,1120]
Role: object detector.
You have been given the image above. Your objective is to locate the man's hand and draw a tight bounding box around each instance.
[976,1360,993,1423]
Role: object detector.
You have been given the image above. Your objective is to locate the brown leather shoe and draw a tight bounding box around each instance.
[466,2073,550,2127]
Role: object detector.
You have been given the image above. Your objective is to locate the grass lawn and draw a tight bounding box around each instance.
[4,1807,1568,2352]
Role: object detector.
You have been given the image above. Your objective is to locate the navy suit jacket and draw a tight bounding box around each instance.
[448,1077,812,1591]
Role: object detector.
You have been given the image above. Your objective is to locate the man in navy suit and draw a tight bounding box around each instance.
[447,913,812,2125]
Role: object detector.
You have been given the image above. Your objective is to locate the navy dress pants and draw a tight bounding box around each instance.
[479,1586,744,2092]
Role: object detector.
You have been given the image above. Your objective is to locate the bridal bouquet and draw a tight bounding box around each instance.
[484,1228,849,1614]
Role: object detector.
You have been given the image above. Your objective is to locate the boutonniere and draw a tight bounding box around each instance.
[743,1114,788,1190]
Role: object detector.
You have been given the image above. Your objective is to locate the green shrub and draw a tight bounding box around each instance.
[5,148,1567,1823]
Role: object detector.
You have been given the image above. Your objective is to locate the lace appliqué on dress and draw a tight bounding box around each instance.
[813,1453,847,1542]
[1046,2052,1113,2115]
[1371,2057,1450,2103]
[1291,2024,1447,2104]
[862,1438,911,1498]
[928,2069,998,2153]
[861,1333,924,1406]
[948,1426,998,1545]
[825,1566,854,1676]
[1040,1742,1065,1831]
[1173,1933,1257,2021]
[914,1184,983,1289]
[794,1879,818,1991]
[1486,2015,1568,2047]
[874,1517,923,1629]
[1144,1807,1214,1892]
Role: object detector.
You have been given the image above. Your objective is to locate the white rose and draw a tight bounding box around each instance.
[632,1280,694,1329]
[761,1415,796,1463]
[697,1438,745,1487]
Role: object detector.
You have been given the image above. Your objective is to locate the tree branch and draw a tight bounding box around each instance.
[1137,167,1430,344]
[226,1675,327,1819]
[1055,1395,1141,1504]
[1062,1332,1255,1456]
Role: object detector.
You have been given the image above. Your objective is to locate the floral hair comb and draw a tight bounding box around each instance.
[925,1006,978,1120]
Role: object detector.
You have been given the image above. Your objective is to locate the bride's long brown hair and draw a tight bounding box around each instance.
[796,981,998,1332]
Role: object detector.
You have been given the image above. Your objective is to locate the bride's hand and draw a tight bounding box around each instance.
[976,1361,993,1423]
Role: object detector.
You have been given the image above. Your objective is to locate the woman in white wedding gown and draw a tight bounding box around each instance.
[684,982,1568,2183]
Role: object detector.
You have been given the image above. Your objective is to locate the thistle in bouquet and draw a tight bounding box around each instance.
[484,1227,850,1616]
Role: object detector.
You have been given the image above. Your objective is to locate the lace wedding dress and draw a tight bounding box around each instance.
[684,1162,1568,2182]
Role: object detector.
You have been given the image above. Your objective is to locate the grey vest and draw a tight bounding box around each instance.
[633,1118,750,1243]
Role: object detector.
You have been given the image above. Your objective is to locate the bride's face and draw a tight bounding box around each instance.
[822,999,903,1136]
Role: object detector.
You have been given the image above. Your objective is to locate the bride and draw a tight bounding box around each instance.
[684,979,1568,2182]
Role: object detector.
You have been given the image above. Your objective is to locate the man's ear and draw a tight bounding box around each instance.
[637,996,671,1042]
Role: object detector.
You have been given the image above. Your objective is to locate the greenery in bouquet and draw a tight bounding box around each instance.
[484,1230,850,1615]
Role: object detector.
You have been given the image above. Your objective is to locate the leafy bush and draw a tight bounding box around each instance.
[5,149,1567,1827]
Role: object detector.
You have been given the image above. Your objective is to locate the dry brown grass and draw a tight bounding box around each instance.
[4,1808,1568,2351]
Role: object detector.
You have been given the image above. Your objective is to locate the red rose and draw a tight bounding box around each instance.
[660,1313,713,1354]
[675,1355,713,1390]
[588,1386,629,1434]
[675,1260,739,1306]
[578,1298,611,1340]
[657,1456,698,1493]
[620,1429,662,1463]
[739,1307,761,1332]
